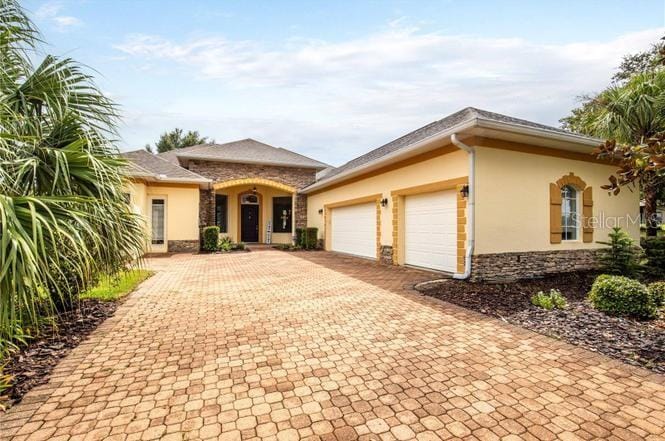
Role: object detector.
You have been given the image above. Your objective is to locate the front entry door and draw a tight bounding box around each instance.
[241,205,259,242]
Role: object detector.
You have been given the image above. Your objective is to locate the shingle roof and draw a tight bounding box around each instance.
[121,149,210,183]
[159,138,329,170]
[314,107,595,185]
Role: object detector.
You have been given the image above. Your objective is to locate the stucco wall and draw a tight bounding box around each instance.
[474,146,641,254]
[126,181,200,252]
[307,148,469,246]
[145,184,201,242]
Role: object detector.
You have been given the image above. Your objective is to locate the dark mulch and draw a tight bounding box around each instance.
[2,299,118,408]
[417,272,665,374]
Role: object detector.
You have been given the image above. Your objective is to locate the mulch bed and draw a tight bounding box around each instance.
[417,272,665,374]
[2,299,118,409]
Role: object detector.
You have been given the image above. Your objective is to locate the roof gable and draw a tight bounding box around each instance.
[158,138,329,170]
[121,149,210,184]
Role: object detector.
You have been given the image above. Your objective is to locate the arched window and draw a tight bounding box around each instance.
[561,185,579,241]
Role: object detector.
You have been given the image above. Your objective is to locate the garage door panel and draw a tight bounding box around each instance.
[331,203,376,259]
[405,190,457,272]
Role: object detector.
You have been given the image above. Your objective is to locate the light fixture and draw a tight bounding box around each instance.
[251,186,257,194]
[460,184,469,199]
[318,208,323,215]
[380,198,388,207]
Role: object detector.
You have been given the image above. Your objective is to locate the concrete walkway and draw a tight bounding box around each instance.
[1,250,663,440]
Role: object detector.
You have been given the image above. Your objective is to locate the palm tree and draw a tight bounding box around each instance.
[0,0,145,351]
[566,70,665,237]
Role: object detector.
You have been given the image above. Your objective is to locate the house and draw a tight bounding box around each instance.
[123,108,640,281]
[122,139,329,252]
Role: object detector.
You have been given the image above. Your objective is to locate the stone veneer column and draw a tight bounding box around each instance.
[295,194,307,229]
[199,189,215,228]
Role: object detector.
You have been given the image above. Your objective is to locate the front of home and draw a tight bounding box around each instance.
[123,107,640,281]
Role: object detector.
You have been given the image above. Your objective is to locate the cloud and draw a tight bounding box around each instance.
[114,25,664,164]
[35,1,82,32]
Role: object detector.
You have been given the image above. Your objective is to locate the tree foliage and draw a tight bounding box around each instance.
[561,42,665,237]
[0,0,145,353]
[154,128,209,153]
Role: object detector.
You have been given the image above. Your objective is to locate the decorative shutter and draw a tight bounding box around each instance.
[549,183,562,244]
[582,187,593,243]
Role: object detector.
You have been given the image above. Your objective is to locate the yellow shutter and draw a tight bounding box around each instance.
[582,186,593,243]
[550,183,562,244]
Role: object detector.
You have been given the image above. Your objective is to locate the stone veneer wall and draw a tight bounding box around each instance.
[188,160,317,233]
[470,249,601,282]
[380,246,393,266]
[167,240,199,253]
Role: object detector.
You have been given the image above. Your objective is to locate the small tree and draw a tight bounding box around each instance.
[154,128,210,153]
[597,227,642,276]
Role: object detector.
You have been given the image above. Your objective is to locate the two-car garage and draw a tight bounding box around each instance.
[328,189,458,273]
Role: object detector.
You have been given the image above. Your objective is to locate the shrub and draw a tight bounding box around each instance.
[588,275,657,319]
[642,238,665,277]
[295,228,305,248]
[202,226,220,252]
[531,289,568,310]
[218,236,233,252]
[233,242,246,251]
[596,227,642,276]
[305,228,319,249]
[648,282,665,308]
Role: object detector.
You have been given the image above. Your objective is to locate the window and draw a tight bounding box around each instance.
[215,194,228,233]
[561,185,579,241]
[273,197,292,233]
[151,199,165,244]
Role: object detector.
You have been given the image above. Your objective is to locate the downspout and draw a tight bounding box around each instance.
[451,133,475,280]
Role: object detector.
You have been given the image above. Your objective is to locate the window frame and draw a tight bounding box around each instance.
[560,185,580,242]
[272,196,293,233]
[149,196,167,248]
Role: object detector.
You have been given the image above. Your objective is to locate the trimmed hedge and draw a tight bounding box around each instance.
[202,226,220,252]
[648,282,665,308]
[643,237,665,277]
[294,227,318,249]
[588,275,657,319]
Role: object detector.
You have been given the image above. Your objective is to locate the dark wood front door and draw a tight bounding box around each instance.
[241,205,259,242]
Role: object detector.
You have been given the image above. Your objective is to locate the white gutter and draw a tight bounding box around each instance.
[451,133,475,280]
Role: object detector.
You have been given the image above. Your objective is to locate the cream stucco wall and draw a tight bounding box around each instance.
[307,148,469,246]
[126,181,200,252]
[474,146,641,254]
[215,184,293,245]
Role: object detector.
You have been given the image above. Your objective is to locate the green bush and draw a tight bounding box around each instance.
[202,226,220,252]
[305,228,319,249]
[596,227,642,276]
[218,236,233,252]
[648,282,665,308]
[233,242,246,251]
[531,289,568,310]
[588,275,657,319]
[642,238,665,277]
[295,228,305,248]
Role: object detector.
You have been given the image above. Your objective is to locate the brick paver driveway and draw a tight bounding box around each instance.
[2,251,664,441]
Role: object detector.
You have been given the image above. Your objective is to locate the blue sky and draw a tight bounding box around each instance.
[23,0,665,166]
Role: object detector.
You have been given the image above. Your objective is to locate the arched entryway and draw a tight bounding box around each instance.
[210,178,299,244]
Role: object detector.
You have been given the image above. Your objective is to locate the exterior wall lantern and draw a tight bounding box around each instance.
[460,184,469,199]
[380,198,389,207]
[318,208,324,215]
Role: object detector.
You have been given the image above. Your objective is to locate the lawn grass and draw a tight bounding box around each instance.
[80,269,153,302]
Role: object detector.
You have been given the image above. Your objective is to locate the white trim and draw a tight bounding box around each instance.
[148,195,168,253]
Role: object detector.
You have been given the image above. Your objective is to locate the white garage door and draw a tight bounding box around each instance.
[405,190,457,272]
[331,203,376,259]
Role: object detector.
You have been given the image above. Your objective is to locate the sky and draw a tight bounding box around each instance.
[22,0,665,166]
